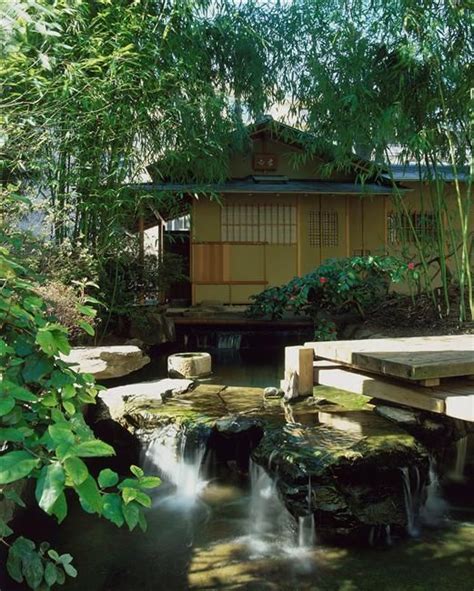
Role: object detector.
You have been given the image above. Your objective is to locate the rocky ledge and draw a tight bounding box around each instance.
[62,345,150,380]
[95,379,432,543]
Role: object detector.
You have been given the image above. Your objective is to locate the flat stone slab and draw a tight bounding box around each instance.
[62,345,150,380]
[99,378,195,421]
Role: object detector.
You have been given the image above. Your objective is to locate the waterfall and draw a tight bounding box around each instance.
[248,461,315,558]
[143,424,208,502]
[451,436,468,482]
[298,515,315,548]
[400,466,422,537]
[420,457,448,526]
[217,333,242,350]
[248,461,295,554]
[298,477,315,549]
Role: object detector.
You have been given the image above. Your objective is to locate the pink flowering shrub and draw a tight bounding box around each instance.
[247,255,410,322]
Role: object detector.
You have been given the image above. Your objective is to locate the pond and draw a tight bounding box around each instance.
[3,346,474,591]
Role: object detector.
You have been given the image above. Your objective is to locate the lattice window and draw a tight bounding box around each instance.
[387,211,437,244]
[221,204,296,244]
[309,210,338,247]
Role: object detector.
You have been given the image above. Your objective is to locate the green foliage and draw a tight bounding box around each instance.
[281,0,472,320]
[0,244,161,589]
[247,255,409,322]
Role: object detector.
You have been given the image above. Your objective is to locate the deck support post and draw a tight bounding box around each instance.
[283,346,314,397]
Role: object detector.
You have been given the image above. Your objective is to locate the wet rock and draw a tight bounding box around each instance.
[211,416,264,473]
[374,404,474,449]
[263,387,284,400]
[62,345,150,380]
[99,379,195,423]
[252,412,429,542]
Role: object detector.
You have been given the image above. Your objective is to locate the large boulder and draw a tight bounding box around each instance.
[62,345,150,380]
[251,410,429,542]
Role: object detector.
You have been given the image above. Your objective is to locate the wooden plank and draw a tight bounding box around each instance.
[306,335,474,381]
[314,362,445,414]
[313,361,474,421]
[284,346,314,397]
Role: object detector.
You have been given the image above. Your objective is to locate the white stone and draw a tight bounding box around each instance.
[167,352,212,378]
[61,345,150,380]
[99,378,195,421]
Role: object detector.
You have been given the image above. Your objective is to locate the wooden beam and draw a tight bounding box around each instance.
[284,346,314,397]
[313,360,474,421]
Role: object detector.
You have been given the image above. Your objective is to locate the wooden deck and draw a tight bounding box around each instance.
[284,335,474,422]
[304,335,474,383]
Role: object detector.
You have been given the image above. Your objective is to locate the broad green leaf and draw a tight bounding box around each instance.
[49,423,75,445]
[22,355,54,383]
[122,487,151,507]
[63,400,76,415]
[75,475,103,514]
[138,476,161,489]
[47,549,59,562]
[130,465,144,478]
[0,451,40,484]
[35,463,65,514]
[61,383,76,400]
[73,440,115,458]
[7,547,23,583]
[98,468,119,488]
[64,457,89,485]
[0,427,30,442]
[51,492,68,523]
[77,304,96,318]
[58,553,73,566]
[102,493,124,527]
[23,550,44,589]
[63,562,78,578]
[36,326,70,356]
[0,380,37,402]
[78,320,95,336]
[122,500,140,531]
[56,566,66,585]
[44,561,57,586]
[0,395,15,416]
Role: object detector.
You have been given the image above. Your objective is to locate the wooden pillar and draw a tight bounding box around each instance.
[282,346,314,397]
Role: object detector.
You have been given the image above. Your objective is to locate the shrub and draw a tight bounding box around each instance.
[0,245,160,590]
[247,255,409,322]
[35,281,99,345]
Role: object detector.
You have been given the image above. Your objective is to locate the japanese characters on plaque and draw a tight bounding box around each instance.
[252,153,278,171]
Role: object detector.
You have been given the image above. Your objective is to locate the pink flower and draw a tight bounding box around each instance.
[319,277,328,284]
[408,262,415,270]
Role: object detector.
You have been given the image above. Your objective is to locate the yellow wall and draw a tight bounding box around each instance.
[190,136,470,304]
[192,198,221,242]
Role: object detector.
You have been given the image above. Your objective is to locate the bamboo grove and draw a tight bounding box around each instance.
[1,0,473,321]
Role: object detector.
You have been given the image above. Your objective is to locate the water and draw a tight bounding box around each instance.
[248,460,297,556]
[217,333,242,350]
[400,466,422,537]
[451,436,468,482]
[143,424,208,502]
[421,457,449,526]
